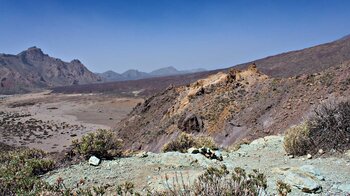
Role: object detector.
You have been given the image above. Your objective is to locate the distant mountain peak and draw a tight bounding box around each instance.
[25,46,44,54]
[18,46,46,59]
[0,47,101,93]
[71,59,82,64]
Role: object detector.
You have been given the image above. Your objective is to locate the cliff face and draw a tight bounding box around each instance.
[115,62,350,152]
[0,47,101,94]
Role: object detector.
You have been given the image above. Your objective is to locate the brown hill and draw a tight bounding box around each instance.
[0,47,101,94]
[234,35,350,77]
[114,61,350,152]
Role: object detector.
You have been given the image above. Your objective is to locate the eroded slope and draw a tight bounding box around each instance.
[115,62,350,152]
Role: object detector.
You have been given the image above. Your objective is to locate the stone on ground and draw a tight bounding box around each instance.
[88,156,100,166]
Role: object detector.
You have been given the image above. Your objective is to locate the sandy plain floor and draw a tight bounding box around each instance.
[0,91,142,152]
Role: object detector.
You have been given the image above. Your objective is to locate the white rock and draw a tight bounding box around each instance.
[307,154,312,159]
[318,149,324,154]
[136,151,148,158]
[345,149,350,158]
[89,156,101,166]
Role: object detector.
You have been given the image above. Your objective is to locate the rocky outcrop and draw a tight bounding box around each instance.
[0,47,101,94]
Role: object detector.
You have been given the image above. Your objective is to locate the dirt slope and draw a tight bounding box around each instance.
[235,36,350,77]
[114,62,350,152]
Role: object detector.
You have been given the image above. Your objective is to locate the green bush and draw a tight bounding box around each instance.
[0,148,55,195]
[162,132,217,153]
[72,129,124,159]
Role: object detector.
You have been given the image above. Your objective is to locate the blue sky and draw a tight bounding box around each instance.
[0,0,349,73]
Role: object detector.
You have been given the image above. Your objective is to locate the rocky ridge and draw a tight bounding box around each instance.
[114,62,350,152]
[0,47,101,94]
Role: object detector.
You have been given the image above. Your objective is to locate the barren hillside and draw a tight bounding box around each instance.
[115,62,350,152]
[235,35,350,77]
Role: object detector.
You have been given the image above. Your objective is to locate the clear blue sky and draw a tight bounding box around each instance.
[0,0,349,73]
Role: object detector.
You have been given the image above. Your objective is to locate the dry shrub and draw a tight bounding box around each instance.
[162,132,217,153]
[162,132,196,153]
[276,180,291,196]
[72,129,123,159]
[284,99,350,155]
[307,100,350,154]
[229,138,251,152]
[195,136,217,150]
[159,165,267,195]
[284,123,311,156]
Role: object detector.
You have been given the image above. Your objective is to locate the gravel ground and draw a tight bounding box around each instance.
[44,135,350,195]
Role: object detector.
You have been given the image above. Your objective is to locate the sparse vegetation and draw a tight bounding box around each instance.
[162,132,217,153]
[276,180,291,196]
[160,165,267,195]
[284,99,350,155]
[72,129,124,159]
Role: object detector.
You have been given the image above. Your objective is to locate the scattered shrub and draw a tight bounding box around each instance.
[162,132,217,153]
[116,181,140,195]
[276,180,291,196]
[284,123,311,156]
[72,129,123,159]
[161,165,267,195]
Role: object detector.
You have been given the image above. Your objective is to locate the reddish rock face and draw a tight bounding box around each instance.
[0,47,101,94]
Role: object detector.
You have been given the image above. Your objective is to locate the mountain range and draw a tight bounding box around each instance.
[0,47,101,94]
[97,67,206,82]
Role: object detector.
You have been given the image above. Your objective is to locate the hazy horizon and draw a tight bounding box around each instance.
[1,0,349,73]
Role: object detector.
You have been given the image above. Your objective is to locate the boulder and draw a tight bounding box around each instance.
[89,156,101,166]
[284,169,322,193]
[214,150,223,161]
[299,165,325,181]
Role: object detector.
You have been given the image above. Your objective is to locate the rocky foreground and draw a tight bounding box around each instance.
[44,136,350,195]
